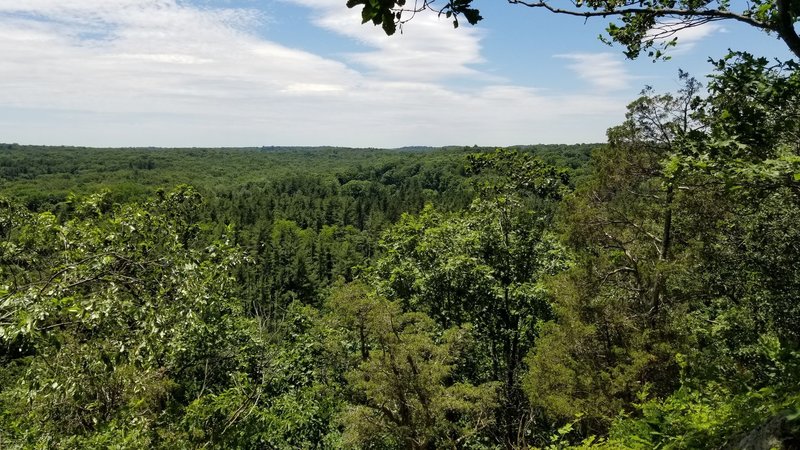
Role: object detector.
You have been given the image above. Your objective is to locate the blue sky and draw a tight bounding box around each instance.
[0,0,793,147]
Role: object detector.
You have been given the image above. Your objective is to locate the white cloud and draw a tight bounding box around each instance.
[0,0,628,146]
[554,52,634,91]
[284,0,485,81]
[0,1,360,111]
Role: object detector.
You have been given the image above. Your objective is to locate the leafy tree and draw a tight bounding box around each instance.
[525,56,800,446]
[324,283,499,449]
[180,302,342,449]
[0,187,260,447]
[372,150,569,446]
[522,78,705,434]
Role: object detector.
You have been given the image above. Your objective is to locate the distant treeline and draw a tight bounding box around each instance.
[0,144,595,211]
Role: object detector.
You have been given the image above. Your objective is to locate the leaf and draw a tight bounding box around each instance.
[382,12,397,35]
[361,4,376,24]
[557,422,573,436]
[462,8,482,25]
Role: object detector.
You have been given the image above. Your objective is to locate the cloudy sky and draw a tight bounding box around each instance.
[0,0,792,147]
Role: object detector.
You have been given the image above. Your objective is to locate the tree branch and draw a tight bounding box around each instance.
[507,1,773,32]
[776,0,800,58]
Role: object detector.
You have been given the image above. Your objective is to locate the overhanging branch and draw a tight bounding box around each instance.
[507,1,772,32]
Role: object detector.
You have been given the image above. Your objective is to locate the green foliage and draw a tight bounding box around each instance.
[683,53,800,191]
[0,145,596,448]
[179,304,342,449]
[467,149,571,201]
[522,56,800,449]
[371,151,570,446]
[524,80,702,432]
[325,283,499,449]
[605,383,800,449]
[0,187,256,447]
[2,57,800,449]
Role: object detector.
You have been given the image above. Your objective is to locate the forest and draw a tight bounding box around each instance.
[1,51,799,449]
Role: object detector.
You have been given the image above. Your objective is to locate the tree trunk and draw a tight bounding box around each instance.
[651,181,674,319]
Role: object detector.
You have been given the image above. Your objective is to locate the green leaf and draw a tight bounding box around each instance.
[361,4,376,24]
[462,8,482,25]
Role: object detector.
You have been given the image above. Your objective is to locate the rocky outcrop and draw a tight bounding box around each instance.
[728,412,800,450]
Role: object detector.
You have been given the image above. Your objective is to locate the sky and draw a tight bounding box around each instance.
[0,0,793,148]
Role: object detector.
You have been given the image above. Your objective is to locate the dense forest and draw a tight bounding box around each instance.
[1,54,800,449]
